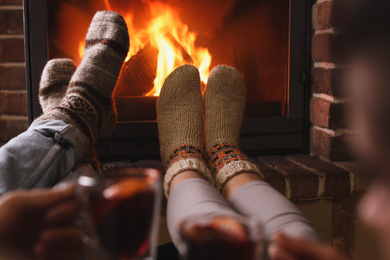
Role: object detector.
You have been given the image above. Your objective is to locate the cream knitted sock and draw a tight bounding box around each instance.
[204,65,263,191]
[36,11,129,151]
[38,59,76,114]
[157,65,213,197]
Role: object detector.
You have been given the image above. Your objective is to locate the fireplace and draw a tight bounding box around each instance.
[23,0,311,161]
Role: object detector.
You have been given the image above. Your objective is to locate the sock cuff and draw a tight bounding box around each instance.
[166,145,204,168]
[59,94,98,137]
[206,143,263,190]
[164,158,214,198]
[214,160,263,190]
[206,143,250,172]
[52,106,96,144]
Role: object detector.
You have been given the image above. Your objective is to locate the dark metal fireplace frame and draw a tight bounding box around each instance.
[23,0,312,161]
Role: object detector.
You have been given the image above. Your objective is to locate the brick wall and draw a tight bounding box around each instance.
[0,0,28,147]
[311,0,352,162]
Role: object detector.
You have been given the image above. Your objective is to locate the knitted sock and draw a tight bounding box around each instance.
[39,59,76,114]
[36,11,129,150]
[204,65,263,191]
[157,65,213,197]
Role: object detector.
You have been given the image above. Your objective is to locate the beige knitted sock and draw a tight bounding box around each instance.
[204,65,263,191]
[36,11,129,151]
[39,59,76,114]
[157,65,213,197]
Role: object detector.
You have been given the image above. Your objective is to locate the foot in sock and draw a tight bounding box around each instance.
[39,59,76,114]
[157,65,213,197]
[204,65,263,190]
[36,11,130,154]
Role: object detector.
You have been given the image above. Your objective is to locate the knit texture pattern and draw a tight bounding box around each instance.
[37,11,129,144]
[206,143,252,173]
[157,65,213,197]
[39,59,76,114]
[207,143,261,190]
[204,65,262,190]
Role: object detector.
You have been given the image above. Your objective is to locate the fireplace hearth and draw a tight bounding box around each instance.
[23,0,312,161]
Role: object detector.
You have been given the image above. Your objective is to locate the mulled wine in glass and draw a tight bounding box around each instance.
[78,168,162,260]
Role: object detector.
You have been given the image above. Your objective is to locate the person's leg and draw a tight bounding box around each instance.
[0,11,129,193]
[226,174,320,241]
[167,171,241,245]
[0,59,79,193]
[157,65,239,245]
[157,65,214,197]
[36,11,129,159]
[204,65,263,190]
[0,120,84,194]
[204,66,319,242]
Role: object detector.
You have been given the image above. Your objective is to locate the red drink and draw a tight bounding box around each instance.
[80,169,162,259]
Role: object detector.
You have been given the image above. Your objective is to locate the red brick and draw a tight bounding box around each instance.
[311,68,345,97]
[259,156,319,199]
[0,118,27,142]
[0,38,25,62]
[286,154,351,197]
[310,97,345,129]
[310,97,330,128]
[5,92,27,115]
[313,0,347,30]
[0,40,3,60]
[0,66,26,90]
[332,210,349,239]
[253,158,286,195]
[0,0,22,5]
[310,127,353,162]
[0,120,6,142]
[312,33,342,63]
[334,161,371,191]
[6,118,27,139]
[6,119,27,138]
[0,92,5,114]
[0,10,23,34]
[313,1,333,30]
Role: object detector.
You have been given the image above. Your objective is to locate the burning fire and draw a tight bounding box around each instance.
[79,1,212,97]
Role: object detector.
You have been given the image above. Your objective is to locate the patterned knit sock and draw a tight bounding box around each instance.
[39,59,76,114]
[204,65,263,191]
[157,65,213,197]
[36,11,129,151]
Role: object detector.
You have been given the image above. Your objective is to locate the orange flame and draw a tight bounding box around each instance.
[78,1,212,97]
[78,41,85,59]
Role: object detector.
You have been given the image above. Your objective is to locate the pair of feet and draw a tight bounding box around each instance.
[36,11,261,195]
[36,11,130,162]
[158,65,262,197]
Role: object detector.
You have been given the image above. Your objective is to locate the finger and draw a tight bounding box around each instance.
[35,227,84,259]
[45,199,81,225]
[24,184,77,212]
[36,246,83,260]
[274,233,349,260]
[268,243,297,260]
[39,227,84,247]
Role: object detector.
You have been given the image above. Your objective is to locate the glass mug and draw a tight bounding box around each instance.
[77,168,162,260]
[178,215,264,260]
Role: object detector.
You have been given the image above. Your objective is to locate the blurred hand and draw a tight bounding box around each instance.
[0,184,84,260]
[269,233,350,260]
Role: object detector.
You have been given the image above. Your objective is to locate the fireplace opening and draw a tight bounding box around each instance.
[24,0,311,160]
[47,0,289,121]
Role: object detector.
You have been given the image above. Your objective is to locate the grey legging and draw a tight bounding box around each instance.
[167,178,320,247]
